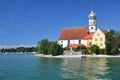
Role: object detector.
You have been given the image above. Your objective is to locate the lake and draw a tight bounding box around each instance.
[0,53,120,80]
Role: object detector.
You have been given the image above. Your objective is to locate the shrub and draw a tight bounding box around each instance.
[99,49,105,54]
[82,49,89,54]
[90,45,100,54]
[37,39,50,54]
[48,41,63,56]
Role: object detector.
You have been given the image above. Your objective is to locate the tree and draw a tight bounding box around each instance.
[48,41,63,56]
[105,30,119,54]
[90,44,99,54]
[37,39,63,55]
[82,49,89,54]
[99,49,105,54]
[37,39,51,54]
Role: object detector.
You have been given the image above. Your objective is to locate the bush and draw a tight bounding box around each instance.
[37,39,63,55]
[82,49,89,54]
[90,45,100,54]
[99,49,105,54]
[64,46,70,50]
[37,39,50,54]
[48,41,63,56]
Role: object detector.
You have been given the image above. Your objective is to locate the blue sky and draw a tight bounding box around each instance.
[0,0,120,46]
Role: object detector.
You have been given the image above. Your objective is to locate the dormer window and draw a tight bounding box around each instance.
[100,37,103,41]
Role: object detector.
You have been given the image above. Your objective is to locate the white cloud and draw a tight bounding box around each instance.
[0,44,36,49]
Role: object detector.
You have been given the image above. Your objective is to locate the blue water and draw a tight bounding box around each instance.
[0,53,120,80]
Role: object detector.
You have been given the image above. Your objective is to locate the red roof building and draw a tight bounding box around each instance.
[58,10,109,48]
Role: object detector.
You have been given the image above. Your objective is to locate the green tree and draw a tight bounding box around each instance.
[64,46,70,50]
[99,49,105,54]
[82,49,89,54]
[37,39,51,54]
[105,30,119,54]
[48,41,63,56]
[90,44,99,54]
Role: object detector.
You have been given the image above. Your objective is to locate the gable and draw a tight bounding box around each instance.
[93,28,105,37]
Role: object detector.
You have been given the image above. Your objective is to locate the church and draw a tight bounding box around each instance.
[58,10,108,49]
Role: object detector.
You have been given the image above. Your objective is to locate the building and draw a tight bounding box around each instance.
[58,10,108,49]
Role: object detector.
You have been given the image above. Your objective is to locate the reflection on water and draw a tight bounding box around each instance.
[0,53,120,80]
[60,58,111,80]
[60,58,81,79]
[37,57,120,80]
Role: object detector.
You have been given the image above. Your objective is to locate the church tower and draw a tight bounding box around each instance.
[88,10,97,32]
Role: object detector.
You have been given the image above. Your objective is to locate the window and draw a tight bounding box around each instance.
[100,37,103,41]
[68,40,70,44]
[79,40,81,44]
[97,33,100,36]
[61,41,63,43]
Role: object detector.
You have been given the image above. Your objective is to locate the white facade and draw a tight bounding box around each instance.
[58,40,68,48]
[58,40,81,48]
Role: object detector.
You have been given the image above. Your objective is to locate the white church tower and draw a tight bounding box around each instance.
[88,10,97,32]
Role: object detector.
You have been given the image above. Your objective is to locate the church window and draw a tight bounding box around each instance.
[68,40,70,44]
[100,37,103,41]
[97,33,100,36]
[79,40,81,44]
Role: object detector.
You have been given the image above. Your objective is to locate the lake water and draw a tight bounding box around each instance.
[0,53,120,80]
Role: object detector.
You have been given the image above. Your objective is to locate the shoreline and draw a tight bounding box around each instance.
[35,54,120,58]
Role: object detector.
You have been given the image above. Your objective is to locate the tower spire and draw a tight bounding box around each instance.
[88,8,97,32]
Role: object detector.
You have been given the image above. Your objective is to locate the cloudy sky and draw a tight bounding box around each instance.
[0,0,120,47]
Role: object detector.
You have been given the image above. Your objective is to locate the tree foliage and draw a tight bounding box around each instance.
[48,41,63,56]
[90,44,99,54]
[37,39,51,54]
[82,49,89,54]
[105,30,120,54]
[37,39,63,55]
[0,47,37,53]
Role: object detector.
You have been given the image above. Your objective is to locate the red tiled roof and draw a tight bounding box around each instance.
[59,26,88,40]
[102,30,109,34]
[59,26,108,40]
[83,35,92,39]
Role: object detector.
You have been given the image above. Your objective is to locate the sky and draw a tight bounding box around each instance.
[0,0,120,47]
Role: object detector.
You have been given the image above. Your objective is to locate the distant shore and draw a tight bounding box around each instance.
[35,54,120,58]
